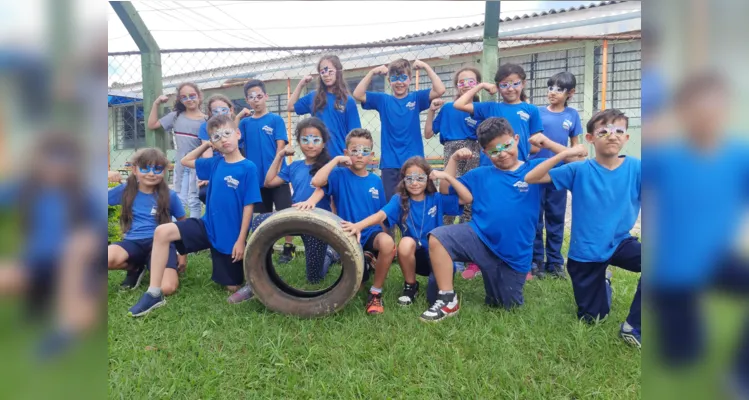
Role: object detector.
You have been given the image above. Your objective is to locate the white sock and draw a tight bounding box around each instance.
[370,286,382,294]
[147,287,162,296]
[438,290,455,295]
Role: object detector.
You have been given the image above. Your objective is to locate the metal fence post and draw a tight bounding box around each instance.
[482,1,500,101]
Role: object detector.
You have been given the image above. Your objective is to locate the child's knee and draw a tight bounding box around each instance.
[154,223,177,241]
[162,281,178,296]
[377,233,395,253]
[398,237,416,254]
[428,235,443,250]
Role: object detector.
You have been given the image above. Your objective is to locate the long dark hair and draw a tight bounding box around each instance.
[312,55,350,114]
[295,117,332,176]
[495,63,528,102]
[173,82,203,118]
[395,157,437,227]
[454,66,482,102]
[120,148,171,234]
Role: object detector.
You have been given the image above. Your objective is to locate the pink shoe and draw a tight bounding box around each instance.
[526,272,534,281]
[461,263,481,280]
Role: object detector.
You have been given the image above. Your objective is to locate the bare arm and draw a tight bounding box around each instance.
[231,204,254,262]
[424,98,444,139]
[201,140,214,158]
[181,142,213,169]
[340,211,387,242]
[353,65,388,103]
[311,156,350,187]
[414,60,446,100]
[438,148,471,194]
[293,187,326,211]
[288,76,313,112]
[454,82,495,114]
[265,146,294,188]
[431,170,472,205]
[525,145,587,184]
[570,135,579,146]
[147,95,169,130]
[530,133,567,155]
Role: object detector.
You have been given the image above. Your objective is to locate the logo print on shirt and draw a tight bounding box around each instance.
[150,206,157,216]
[369,187,380,199]
[562,119,573,130]
[428,205,437,217]
[517,111,530,121]
[224,175,240,189]
[262,125,274,135]
[465,116,477,128]
[405,101,416,110]
[513,181,529,193]
[334,103,345,112]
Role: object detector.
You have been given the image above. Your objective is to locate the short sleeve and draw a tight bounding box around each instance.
[381,194,403,227]
[571,109,583,137]
[362,91,386,111]
[472,102,495,120]
[294,91,314,115]
[277,160,292,183]
[107,184,125,206]
[529,105,543,134]
[159,111,177,131]
[450,169,477,195]
[440,193,461,216]
[345,96,362,130]
[198,122,209,141]
[416,89,431,111]
[169,191,186,219]
[195,157,218,181]
[549,161,579,191]
[274,116,288,143]
[432,107,444,134]
[243,163,262,206]
[324,167,343,197]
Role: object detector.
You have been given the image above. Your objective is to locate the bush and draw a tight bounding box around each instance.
[108,182,122,244]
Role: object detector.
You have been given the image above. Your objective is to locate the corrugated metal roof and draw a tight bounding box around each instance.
[374,1,624,44]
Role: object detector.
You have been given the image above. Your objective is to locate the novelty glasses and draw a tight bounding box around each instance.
[139,164,165,175]
[349,145,372,157]
[488,139,514,158]
[457,78,477,89]
[210,128,234,143]
[404,173,428,185]
[594,124,627,139]
[548,86,568,94]
[180,93,198,102]
[389,74,409,83]
[498,80,523,90]
[300,135,323,146]
[319,66,336,76]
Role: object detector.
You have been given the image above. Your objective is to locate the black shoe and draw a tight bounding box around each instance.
[531,262,546,280]
[120,265,146,290]
[547,264,567,279]
[278,243,295,264]
[397,281,420,306]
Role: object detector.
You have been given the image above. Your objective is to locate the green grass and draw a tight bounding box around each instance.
[108,245,642,399]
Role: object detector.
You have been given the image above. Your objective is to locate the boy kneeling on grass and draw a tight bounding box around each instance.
[421,117,586,322]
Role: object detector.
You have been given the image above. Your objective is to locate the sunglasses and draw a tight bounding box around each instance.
[498,80,523,90]
[211,106,230,115]
[210,128,235,143]
[300,135,323,146]
[389,74,409,83]
[548,86,568,94]
[457,78,477,89]
[139,164,165,175]
[488,139,514,158]
[247,93,265,102]
[594,125,627,138]
[349,145,372,157]
[319,66,336,76]
[404,172,428,185]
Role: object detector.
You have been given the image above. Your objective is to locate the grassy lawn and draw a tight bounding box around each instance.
[108,241,642,399]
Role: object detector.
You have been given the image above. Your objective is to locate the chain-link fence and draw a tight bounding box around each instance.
[108,36,641,177]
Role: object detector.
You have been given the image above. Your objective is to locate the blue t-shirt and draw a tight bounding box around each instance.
[324,168,386,246]
[294,91,361,158]
[362,89,431,169]
[108,184,185,240]
[450,160,543,272]
[381,193,461,250]
[472,102,543,161]
[196,157,262,254]
[479,151,492,167]
[239,113,288,185]
[432,102,483,144]
[550,156,641,263]
[533,106,582,159]
[278,160,331,211]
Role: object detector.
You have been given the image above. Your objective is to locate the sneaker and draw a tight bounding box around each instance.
[397,281,420,306]
[278,243,295,264]
[547,263,567,279]
[120,265,146,290]
[365,291,384,315]
[461,263,481,280]
[453,261,466,273]
[420,292,459,322]
[227,285,254,304]
[619,323,641,348]
[531,263,546,280]
[128,292,166,317]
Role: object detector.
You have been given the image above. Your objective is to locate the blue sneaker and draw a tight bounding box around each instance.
[620,323,641,348]
[453,262,465,273]
[128,292,166,317]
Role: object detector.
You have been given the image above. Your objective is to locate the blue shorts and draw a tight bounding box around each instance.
[114,238,178,270]
[429,223,526,309]
[174,218,244,286]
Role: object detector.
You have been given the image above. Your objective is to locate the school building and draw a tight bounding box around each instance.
[107,0,641,171]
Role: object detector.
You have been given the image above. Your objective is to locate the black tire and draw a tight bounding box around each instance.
[244,208,363,318]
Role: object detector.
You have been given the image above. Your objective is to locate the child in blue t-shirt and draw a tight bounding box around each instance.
[289,55,361,157]
[353,58,446,201]
[197,94,242,203]
[108,148,186,292]
[530,72,583,279]
[526,109,642,348]
[311,128,392,315]
[342,156,472,307]
[238,79,296,264]
[128,115,261,317]
[420,117,583,323]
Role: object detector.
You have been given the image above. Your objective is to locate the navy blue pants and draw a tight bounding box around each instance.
[380,168,401,203]
[533,182,567,268]
[651,255,749,385]
[567,237,641,330]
